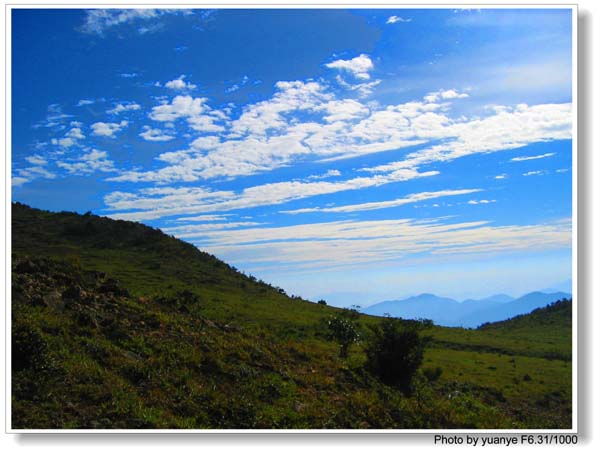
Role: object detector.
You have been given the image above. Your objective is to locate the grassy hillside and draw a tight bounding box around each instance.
[424,299,572,362]
[421,300,572,428]
[11,203,572,429]
[478,299,572,332]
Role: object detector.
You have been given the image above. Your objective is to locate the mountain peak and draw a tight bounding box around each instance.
[413,293,440,300]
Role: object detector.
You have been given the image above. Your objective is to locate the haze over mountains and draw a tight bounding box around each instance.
[362,291,571,328]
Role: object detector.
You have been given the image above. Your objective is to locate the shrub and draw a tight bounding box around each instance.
[364,318,429,392]
[317,300,327,305]
[423,366,443,383]
[327,314,360,358]
[12,323,49,371]
[155,290,200,311]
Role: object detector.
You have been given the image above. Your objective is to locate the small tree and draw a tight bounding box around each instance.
[327,314,360,358]
[365,318,429,392]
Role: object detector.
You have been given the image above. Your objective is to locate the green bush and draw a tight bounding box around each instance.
[423,366,443,383]
[364,318,429,392]
[327,314,360,358]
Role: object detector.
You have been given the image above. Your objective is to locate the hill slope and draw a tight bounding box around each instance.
[478,299,572,333]
[11,203,572,429]
[457,291,571,328]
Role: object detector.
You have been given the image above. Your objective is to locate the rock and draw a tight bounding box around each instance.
[31,295,48,307]
[62,285,86,303]
[15,259,36,274]
[52,272,74,284]
[26,289,65,310]
[98,418,112,428]
[98,278,129,297]
[122,350,142,361]
[45,291,64,309]
[76,308,100,329]
[293,402,307,413]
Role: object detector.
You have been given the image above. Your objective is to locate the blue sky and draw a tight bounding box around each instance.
[11,8,573,306]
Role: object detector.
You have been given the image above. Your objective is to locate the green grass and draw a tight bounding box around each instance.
[425,317,571,361]
[11,203,572,429]
[423,348,571,428]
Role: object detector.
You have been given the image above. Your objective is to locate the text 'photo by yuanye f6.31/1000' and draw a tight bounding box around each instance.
[9,6,575,431]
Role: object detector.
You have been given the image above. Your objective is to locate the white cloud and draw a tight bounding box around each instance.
[138,23,164,35]
[107,102,141,115]
[190,136,221,149]
[52,137,74,148]
[108,87,570,211]
[115,82,337,182]
[282,189,481,214]
[467,199,496,205]
[34,104,73,128]
[307,169,341,180]
[424,89,469,103]
[163,221,265,236]
[80,9,193,36]
[325,54,374,80]
[12,177,30,187]
[77,99,95,106]
[318,99,370,123]
[386,15,412,24]
[50,126,86,148]
[334,76,381,97]
[105,168,438,220]
[495,174,507,179]
[25,155,48,166]
[66,127,85,139]
[362,103,571,174]
[91,120,128,137]
[523,170,545,176]
[225,75,250,93]
[187,115,225,132]
[139,126,175,142]
[230,80,332,136]
[56,149,116,175]
[104,186,236,217]
[175,214,233,222]
[510,152,555,162]
[84,79,571,220]
[149,95,213,124]
[176,217,571,272]
[15,165,56,181]
[164,75,197,91]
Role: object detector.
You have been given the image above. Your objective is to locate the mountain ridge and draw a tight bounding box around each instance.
[363,291,571,328]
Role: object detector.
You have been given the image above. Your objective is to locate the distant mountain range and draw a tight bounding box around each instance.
[362,291,571,328]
